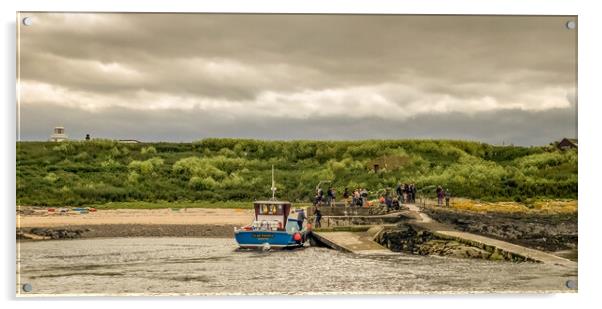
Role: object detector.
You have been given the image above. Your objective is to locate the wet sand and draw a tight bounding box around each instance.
[18,224,238,239]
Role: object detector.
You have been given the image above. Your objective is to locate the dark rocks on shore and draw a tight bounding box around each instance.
[415,240,493,260]
[17,224,237,240]
[18,227,88,240]
[376,224,524,261]
[422,207,578,252]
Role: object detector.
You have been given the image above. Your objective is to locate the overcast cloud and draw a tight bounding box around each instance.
[17,13,577,145]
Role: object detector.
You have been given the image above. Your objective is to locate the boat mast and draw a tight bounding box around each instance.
[271,165,276,200]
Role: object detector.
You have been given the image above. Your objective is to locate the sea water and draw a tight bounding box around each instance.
[17,237,577,295]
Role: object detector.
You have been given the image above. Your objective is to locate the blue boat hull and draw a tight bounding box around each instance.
[234,230,301,249]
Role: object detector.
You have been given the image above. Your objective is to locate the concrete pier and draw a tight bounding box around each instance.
[319,211,412,228]
[309,204,577,267]
[312,226,396,255]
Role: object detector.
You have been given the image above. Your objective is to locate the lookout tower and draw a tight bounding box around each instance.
[49,126,68,142]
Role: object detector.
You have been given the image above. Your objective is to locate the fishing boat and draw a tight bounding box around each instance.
[234,167,308,249]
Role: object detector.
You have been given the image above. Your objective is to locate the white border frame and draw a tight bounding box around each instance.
[3,1,601,308]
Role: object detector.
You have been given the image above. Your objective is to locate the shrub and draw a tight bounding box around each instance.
[44,172,59,183]
[128,157,164,175]
[141,146,157,155]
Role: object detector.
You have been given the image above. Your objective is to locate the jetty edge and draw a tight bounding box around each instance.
[308,204,577,267]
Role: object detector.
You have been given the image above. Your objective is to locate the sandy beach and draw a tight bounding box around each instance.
[18,207,252,227]
[17,207,254,239]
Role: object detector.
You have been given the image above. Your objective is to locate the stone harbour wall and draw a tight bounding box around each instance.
[375,224,529,262]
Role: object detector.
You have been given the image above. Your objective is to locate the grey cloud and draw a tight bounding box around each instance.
[20,14,576,97]
[19,103,576,146]
[17,13,577,144]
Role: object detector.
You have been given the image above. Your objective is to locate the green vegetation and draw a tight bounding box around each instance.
[16,139,577,207]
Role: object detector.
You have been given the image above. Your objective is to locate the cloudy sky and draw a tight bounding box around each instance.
[18,13,577,145]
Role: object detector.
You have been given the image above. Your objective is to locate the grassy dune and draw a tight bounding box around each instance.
[17,138,577,208]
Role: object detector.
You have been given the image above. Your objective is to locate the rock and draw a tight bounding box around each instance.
[26,227,85,240]
[424,207,577,252]
[454,218,470,225]
[463,246,491,259]
[489,250,505,261]
[381,225,504,260]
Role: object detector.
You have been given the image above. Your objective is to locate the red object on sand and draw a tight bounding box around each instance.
[88,208,97,212]
[47,208,55,212]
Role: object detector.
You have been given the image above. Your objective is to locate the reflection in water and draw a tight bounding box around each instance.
[17,238,577,295]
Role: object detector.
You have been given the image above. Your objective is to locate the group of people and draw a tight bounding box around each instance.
[314,183,420,209]
[436,185,452,207]
[308,183,452,228]
[314,187,337,207]
[395,183,417,204]
[343,187,369,207]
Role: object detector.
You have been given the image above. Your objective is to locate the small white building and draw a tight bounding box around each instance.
[118,139,141,144]
[49,126,68,142]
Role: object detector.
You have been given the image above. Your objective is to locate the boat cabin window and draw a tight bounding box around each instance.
[257,203,284,215]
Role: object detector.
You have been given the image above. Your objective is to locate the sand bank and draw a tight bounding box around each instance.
[17,207,253,239]
[17,207,252,228]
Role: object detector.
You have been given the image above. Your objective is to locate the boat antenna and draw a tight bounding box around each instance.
[270,165,276,200]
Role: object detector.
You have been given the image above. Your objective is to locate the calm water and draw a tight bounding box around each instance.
[17,238,577,295]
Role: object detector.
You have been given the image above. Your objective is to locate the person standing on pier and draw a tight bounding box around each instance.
[327,187,335,206]
[297,208,306,230]
[314,207,322,228]
[436,186,444,206]
[396,183,403,204]
[317,187,324,206]
[353,189,361,207]
[343,187,350,206]
[360,188,368,207]
[445,189,451,207]
[385,193,393,212]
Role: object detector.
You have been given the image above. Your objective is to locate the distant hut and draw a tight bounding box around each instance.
[49,126,68,142]
[118,139,142,144]
[557,138,578,150]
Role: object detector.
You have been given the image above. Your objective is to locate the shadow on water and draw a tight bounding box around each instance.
[164,256,232,263]
[234,246,308,257]
[30,271,126,279]
[30,263,126,272]
[42,249,169,259]
[169,275,212,282]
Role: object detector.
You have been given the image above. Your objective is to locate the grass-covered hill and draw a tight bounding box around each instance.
[16,139,577,207]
